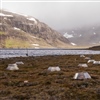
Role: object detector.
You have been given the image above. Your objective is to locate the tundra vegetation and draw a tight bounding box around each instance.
[0,55,100,100]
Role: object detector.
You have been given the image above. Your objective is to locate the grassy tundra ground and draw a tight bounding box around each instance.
[0,55,100,100]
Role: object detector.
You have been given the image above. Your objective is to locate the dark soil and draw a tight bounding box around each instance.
[0,55,100,100]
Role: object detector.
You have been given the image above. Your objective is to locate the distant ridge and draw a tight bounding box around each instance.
[61,25,100,47]
[89,45,100,50]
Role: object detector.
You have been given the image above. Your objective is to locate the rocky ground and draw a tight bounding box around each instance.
[0,55,100,100]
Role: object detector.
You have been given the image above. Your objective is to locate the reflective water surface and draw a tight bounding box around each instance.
[0,49,100,58]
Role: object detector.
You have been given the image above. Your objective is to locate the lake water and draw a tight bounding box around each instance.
[0,49,100,58]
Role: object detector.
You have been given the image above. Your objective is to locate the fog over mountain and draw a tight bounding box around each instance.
[2,1,100,30]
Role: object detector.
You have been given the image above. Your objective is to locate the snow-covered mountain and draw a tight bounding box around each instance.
[0,10,72,48]
[61,25,100,47]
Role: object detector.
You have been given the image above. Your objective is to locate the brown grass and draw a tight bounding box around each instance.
[0,55,100,100]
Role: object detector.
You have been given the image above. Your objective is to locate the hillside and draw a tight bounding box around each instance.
[89,45,100,50]
[0,10,71,48]
[60,25,100,47]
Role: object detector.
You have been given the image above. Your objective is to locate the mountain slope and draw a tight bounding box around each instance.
[0,10,71,48]
[61,25,100,47]
[89,45,100,50]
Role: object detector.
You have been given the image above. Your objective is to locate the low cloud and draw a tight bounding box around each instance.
[2,2,100,30]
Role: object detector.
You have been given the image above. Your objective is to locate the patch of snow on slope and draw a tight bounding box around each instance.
[71,42,77,46]
[0,13,13,17]
[32,44,39,46]
[93,32,96,35]
[5,15,13,17]
[0,23,2,25]
[0,13,5,16]
[79,34,82,37]
[4,17,7,20]
[14,27,21,31]
[27,17,37,24]
[63,32,73,38]
[34,47,40,49]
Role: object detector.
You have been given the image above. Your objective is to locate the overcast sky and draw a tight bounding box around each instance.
[1,1,100,30]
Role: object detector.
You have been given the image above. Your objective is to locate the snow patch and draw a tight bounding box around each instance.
[93,32,96,35]
[4,17,7,20]
[27,17,37,24]
[71,42,76,46]
[34,47,40,49]
[0,23,2,25]
[79,34,82,37]
[0,13,5,16]
[63,32,73,38]
[14,27,21,31]
[32,44,39,46]
[0,13,13,17]
[5,15,13,17]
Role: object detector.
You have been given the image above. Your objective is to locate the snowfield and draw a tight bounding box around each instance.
[14,27,21,31]
[27,17,37,24]
[32,44,39,46]
[71,42,77,46]
[63,32,73,38]
[0,13,13,17]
